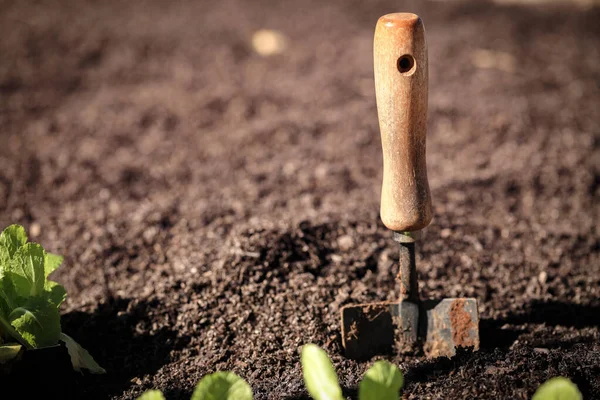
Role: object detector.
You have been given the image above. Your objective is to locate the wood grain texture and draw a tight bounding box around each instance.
[375,13,433,232]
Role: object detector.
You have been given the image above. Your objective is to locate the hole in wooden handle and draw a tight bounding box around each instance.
[397,54,416,75]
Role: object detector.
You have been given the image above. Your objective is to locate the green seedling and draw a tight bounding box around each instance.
[138,390,167,400]
[301,343,404,400]
[0,224,104,373]
[532,377,582,400]
[136,362,584,400]
[192,371,253,400]
[137,345,402,400]
[137,371,253,400]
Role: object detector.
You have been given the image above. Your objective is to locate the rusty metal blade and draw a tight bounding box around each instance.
[340,301,418,361]
[422,298,479,358]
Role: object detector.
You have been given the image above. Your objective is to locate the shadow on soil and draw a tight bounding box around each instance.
[480,299,600,349]
[6,297,188,399]
[405,300,600,385]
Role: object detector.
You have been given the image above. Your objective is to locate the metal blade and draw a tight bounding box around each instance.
[422,298,479,358]
[340,301,419,361]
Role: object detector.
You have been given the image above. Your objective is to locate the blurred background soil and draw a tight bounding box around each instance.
[0,0,598,398]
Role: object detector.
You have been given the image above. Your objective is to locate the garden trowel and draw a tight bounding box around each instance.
[340,13,479,361]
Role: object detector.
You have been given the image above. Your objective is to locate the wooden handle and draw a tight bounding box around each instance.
[375,13,432,232]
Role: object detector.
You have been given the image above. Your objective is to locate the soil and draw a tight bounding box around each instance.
[1,0,599,399]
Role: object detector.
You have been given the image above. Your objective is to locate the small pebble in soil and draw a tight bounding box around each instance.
[337,235,354,251]
[30,222,41,238]
[251,29,287,56]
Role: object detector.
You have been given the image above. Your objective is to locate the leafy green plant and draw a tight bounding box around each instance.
[137,371,253,400]
[532,377,582,400]
[0,224,105,373]
[301,343,404,400]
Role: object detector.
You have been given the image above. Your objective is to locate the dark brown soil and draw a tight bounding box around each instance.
[1,0,599,399]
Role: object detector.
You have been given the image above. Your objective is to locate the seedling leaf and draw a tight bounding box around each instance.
[191,371,253,400]
[61,333,106,374]
[8,243,45,298]
[358,360,404,400]
[44,253,63,277]
[0,343,22,363]
[532,377,582,400]
[0,224,27,262]
[9,297,62,348]
[137,390,166,400]
[301,344,344,400]
[0,270,16,312]
[45,280,67,307]
[0,313,31,349]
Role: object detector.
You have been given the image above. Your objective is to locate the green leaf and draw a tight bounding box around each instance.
[0,225,28,310]
[0,312,31,349]
[60,333,106,374]
[358,360,404,400]
[45,280,67,307]
[9,297,61,348]
[532,377,582,400]
[0,225,103,374]
[191,371,253,400]
[8,243,45,298]
[0,225,27,262]
[0,343,22,363]
[137,390,166,400]
[301,344,344,400]
[44,253,63,277]
[0,270,15,313]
